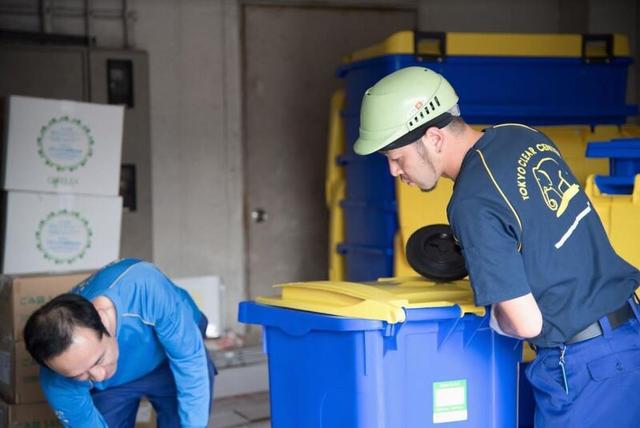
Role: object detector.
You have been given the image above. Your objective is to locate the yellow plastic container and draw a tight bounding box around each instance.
[325,89,346,208]
[326,89,347,281]
[328,181,346,281]
[542,126,609,185]
[585,174,640,268]
[394,231,418,277]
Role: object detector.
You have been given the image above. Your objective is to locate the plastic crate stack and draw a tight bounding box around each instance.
[330,30,638,282]
[584,137,640,268]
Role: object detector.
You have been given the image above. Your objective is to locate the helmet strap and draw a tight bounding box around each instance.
[380,113,454,153]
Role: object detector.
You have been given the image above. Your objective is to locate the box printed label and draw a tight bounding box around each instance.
[36,210,92,264]
[38,116,94,172]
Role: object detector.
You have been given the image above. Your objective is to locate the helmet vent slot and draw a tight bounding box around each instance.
[434,96,441,106]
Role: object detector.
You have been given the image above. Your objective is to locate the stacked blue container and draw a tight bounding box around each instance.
[586,138,640,194]
[335,31,636,282]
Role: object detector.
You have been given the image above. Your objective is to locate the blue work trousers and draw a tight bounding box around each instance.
[526,299,640,427]
[91,315,217,428]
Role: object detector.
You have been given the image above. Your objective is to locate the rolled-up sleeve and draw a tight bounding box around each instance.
[449,199,531,306]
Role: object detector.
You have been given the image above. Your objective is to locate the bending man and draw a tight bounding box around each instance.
[24,258,217,428]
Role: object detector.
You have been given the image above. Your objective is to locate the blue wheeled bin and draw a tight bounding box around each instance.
[239,278,523,427]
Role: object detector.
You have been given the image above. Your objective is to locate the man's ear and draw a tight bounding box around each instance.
[95,308,111,337]
[423,127,445,153]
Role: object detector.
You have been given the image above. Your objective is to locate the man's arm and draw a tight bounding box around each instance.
[138,264,210,428]
[492,293,543,338]
[449,199,540,337]
[40,367,108,428]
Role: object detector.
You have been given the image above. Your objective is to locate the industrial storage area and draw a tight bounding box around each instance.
[0,1,639,427]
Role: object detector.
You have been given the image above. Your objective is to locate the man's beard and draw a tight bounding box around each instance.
[418,152,438,193]
[420,182,437,193]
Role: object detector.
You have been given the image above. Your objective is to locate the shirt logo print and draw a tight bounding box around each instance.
[532,157,580,217]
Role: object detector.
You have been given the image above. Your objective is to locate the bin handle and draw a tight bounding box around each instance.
[414,31,446,61]
[463,310,489,348]
[582,34,613,63]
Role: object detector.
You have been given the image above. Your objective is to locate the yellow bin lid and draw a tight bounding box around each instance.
[256,276,485,324]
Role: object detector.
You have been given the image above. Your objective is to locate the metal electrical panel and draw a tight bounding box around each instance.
[107,59,134,108]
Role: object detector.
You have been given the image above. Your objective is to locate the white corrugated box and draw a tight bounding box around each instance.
[2,95,123,196]
[174,276,224,338]
[2,191,122,274]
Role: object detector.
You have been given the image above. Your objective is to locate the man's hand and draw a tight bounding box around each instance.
[491,293,542,339]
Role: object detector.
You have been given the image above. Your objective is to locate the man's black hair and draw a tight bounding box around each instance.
[23,293,109,367]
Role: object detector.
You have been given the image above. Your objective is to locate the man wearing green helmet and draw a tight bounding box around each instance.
[355,66,640,426]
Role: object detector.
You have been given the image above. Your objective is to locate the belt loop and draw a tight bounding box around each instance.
[598,314,614,338]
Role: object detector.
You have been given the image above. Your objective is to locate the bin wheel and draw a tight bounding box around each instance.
[406,224,468,281]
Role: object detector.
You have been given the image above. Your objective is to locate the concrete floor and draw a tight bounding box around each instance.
[209,345,271,427]
[211,391,270,428]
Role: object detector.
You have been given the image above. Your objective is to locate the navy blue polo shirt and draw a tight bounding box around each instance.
[447,124,640,347]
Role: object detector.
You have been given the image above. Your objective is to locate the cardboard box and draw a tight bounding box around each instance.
[2,95,123,196]
[0,272,90,341]
[0,340,43,404]
[0,399,61,428]
[2,191,121,275]
[174,276,223,338]
[0,397,156,428]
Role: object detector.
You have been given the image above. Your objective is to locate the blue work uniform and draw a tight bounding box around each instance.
[447,124,640,426]
[39,258,217,428]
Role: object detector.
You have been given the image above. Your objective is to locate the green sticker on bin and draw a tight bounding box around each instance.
[433,379,468,424]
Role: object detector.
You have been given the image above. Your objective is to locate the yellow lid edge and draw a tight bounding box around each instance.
[342,31,631,63]
[256,295,407,324]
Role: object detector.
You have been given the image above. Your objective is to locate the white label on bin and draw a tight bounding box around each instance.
[0,351,10,385]
[433,379,468,424]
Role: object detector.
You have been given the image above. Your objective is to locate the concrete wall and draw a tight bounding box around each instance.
[418,0,561,32]
[131,0,245,332]
[588,0,638,105]
[416,0,638,105]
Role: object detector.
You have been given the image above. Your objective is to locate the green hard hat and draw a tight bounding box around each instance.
[354,67,459,155]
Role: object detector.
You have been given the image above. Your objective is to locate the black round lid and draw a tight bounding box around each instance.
[405,224,468,281]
